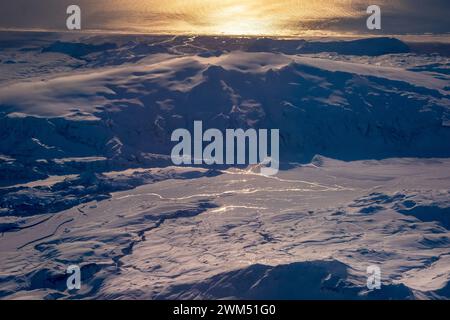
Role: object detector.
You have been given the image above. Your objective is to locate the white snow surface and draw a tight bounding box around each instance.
[0,32,449,299]
[1,160,450,299]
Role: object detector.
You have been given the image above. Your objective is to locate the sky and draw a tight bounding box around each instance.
[0,0,449,36]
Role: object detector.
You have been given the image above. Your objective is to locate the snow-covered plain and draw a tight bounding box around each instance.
[0,31,449,299]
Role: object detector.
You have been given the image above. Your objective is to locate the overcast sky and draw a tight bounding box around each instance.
[0,0,449,35]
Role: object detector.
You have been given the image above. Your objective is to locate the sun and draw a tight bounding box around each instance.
[206,3,278,36]
[216,18,274,36]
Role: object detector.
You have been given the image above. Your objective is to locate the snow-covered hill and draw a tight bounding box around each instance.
[0,32,449,299]
[1,37,449,182]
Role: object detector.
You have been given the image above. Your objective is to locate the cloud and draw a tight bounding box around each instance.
[0,0,448,35]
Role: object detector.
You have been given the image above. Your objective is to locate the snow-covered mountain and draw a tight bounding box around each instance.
[0,32,449,299]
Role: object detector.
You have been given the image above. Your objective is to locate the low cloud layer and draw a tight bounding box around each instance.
[0,0,449,35]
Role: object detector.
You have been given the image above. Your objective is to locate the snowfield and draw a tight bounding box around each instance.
[0,32,449,299]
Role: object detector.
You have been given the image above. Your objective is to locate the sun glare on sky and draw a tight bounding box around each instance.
[0,0,448,36]
[97,0,361,36]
